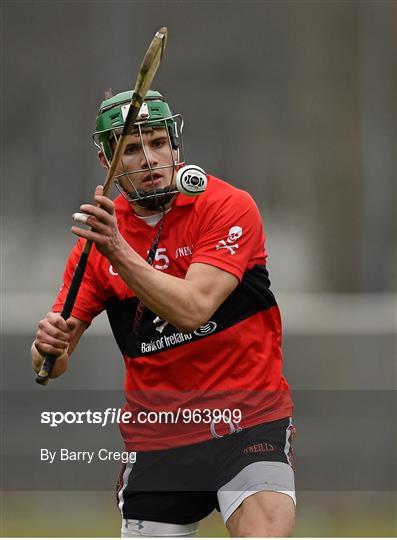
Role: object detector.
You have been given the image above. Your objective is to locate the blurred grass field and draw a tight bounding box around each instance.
[1,491,396,537]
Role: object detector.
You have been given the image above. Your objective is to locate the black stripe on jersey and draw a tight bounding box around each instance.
[104,264,277,358]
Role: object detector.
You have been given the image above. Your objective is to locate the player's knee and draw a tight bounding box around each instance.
[226,494,295,538]
[121,519,198,537]
[228,515,294,538]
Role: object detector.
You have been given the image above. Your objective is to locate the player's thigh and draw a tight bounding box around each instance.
[226,491,295,537]
[216,418,296,536]
[116,447,217,533]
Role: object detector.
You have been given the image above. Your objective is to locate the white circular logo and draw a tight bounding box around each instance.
[194,321,217,336]
[176,165,207,196]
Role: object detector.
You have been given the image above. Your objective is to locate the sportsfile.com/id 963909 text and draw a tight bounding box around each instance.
[40,407,242,428]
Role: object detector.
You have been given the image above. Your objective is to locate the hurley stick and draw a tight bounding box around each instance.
[36,27,168,385]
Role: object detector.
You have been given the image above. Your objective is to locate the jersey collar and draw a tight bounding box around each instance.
[174,193,196,207]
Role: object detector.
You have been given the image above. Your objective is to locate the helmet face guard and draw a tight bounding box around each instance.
[93,90,185,210]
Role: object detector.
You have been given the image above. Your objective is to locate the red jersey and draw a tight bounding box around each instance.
[53,176,293,450]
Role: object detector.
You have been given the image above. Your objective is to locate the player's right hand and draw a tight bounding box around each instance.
[34,312,74,358]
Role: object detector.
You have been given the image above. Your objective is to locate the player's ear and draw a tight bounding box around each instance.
[98,150,110,170]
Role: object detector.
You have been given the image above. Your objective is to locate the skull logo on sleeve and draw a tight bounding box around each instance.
[216,226,243,255]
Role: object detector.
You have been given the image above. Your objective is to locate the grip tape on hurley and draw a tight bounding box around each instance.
[35,252,89,385]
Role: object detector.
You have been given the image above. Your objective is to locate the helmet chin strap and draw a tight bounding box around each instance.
[129,186,179,211]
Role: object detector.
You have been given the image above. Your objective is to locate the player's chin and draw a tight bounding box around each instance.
[140,180,172,192]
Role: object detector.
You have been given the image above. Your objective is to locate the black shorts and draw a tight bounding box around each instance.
[116,418,295,525]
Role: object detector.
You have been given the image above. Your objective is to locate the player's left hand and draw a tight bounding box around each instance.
[71,185,128,259]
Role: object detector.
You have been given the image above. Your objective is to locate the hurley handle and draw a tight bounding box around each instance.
[35,252,89,385]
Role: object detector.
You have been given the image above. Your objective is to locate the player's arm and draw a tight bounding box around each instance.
[112,259,238,333]
[72,186,238,332]
[31,314,89,378]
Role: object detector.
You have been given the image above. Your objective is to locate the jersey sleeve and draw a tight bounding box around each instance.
[190,189,266,281]
[52,239,105,324]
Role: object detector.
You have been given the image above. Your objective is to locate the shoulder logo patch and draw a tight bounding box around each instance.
[215,226,243,255]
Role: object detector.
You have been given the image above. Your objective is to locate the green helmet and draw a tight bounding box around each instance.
[93,90,184,211]
[93,89,183,162]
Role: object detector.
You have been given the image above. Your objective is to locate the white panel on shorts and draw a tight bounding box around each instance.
[121,518,199,537]
[118,462,134,516]
[217,461,296,523]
